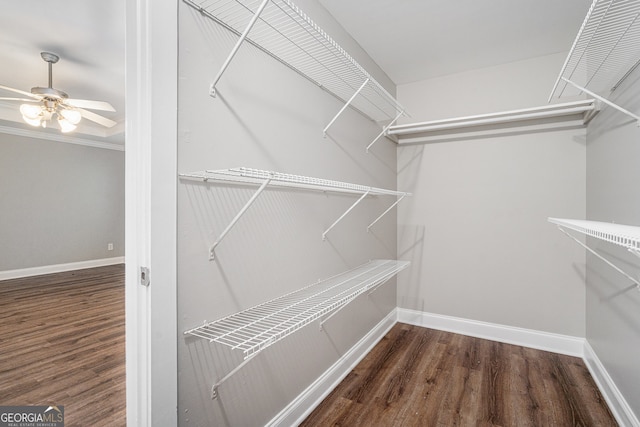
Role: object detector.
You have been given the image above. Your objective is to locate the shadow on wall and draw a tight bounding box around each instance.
[397,224,426,312]
[585,247,640,337]
[587,70,640,141]
[398,144,424,176]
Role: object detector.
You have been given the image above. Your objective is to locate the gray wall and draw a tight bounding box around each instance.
[397,53,587,336]
[586,65,640,420]
[0,133,125,271]
[177,1,399,425]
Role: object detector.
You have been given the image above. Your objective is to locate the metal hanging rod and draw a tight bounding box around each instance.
[387,99,598,138]
[179,167,411,259]
[549,0,640,121]
[549,218,640,289]
[182,0,407,127]
[184,259,410,398]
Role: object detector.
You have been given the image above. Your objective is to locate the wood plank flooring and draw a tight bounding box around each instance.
[0,265,125,427]
[301,323,617,427]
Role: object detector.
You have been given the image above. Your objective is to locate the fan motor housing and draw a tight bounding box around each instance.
[31,86,68,100]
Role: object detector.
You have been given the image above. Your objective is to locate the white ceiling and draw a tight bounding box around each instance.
[0,0,592,145]
[0,0,125,144]
[319,0,592,84]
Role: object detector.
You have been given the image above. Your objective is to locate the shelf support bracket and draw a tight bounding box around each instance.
[367,194,407,232]
[322,190,370,240]
[368,276,395,296]
[628,248,640,259]
[323,78,369,136]
[209,0,271,97]
[556,226,640,291]
[211,353,258,399]
[561,78,640,125]
[319,270,396,330]
[209,176,272,260]
[366,111,403,153]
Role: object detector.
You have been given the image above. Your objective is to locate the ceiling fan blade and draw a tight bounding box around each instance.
[65,98,115,112]
[0,84,41,99]
[78,108,117,128]
[0,97,37,102]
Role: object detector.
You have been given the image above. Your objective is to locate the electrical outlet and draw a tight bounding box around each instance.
[107,243,114,251]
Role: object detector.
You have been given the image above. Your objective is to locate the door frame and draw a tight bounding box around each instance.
[125,0,178,425]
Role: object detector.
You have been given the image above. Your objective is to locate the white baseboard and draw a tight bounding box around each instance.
[267,309,398,427]
[0,257,125,281]
[583,341,640,427]
[397,308,585,357]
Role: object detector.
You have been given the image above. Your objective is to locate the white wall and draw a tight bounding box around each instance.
[0,133,125,272]
[585,65,640,423]
[177,1,398,425]
[397,53,587,337]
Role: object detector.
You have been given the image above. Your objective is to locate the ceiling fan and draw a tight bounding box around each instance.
[0,51,117,133]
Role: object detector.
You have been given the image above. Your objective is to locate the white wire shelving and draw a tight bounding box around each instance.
[184,259,410,398]
[182,0,407,149]
[549,0,640,124]
[179,167,411,259]
[549,217,640,289]
[386,99,599,142]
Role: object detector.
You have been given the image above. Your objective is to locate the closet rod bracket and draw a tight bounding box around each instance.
[561,78,640,125]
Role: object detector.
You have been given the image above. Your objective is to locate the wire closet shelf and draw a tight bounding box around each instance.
[549,217,640,290]
[179,167,408,196]
[182,0,406,125]
[179,167,411,259]
[184,259,410,359]
[549,218,640,255]
[549,0,640,122]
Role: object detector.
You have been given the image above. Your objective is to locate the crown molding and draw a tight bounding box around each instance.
[0,124,125,151]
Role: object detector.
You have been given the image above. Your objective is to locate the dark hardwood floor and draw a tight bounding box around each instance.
[301,323,618,427]
[0,264,125,427]
[0,267,617,426]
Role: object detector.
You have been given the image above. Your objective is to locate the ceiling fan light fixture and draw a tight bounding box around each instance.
[57,117,77,133]
[20,103,43,127]
[20,103,42,120]
[22,115,42,127]
[57,108,81,133]
[2,52,116,134]
[59,108,82,125]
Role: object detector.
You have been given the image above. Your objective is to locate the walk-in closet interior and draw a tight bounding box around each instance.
[170,0,640,425]
[4,0,640,425]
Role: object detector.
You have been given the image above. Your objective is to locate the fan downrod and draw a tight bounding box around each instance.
[32,51,67,99]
